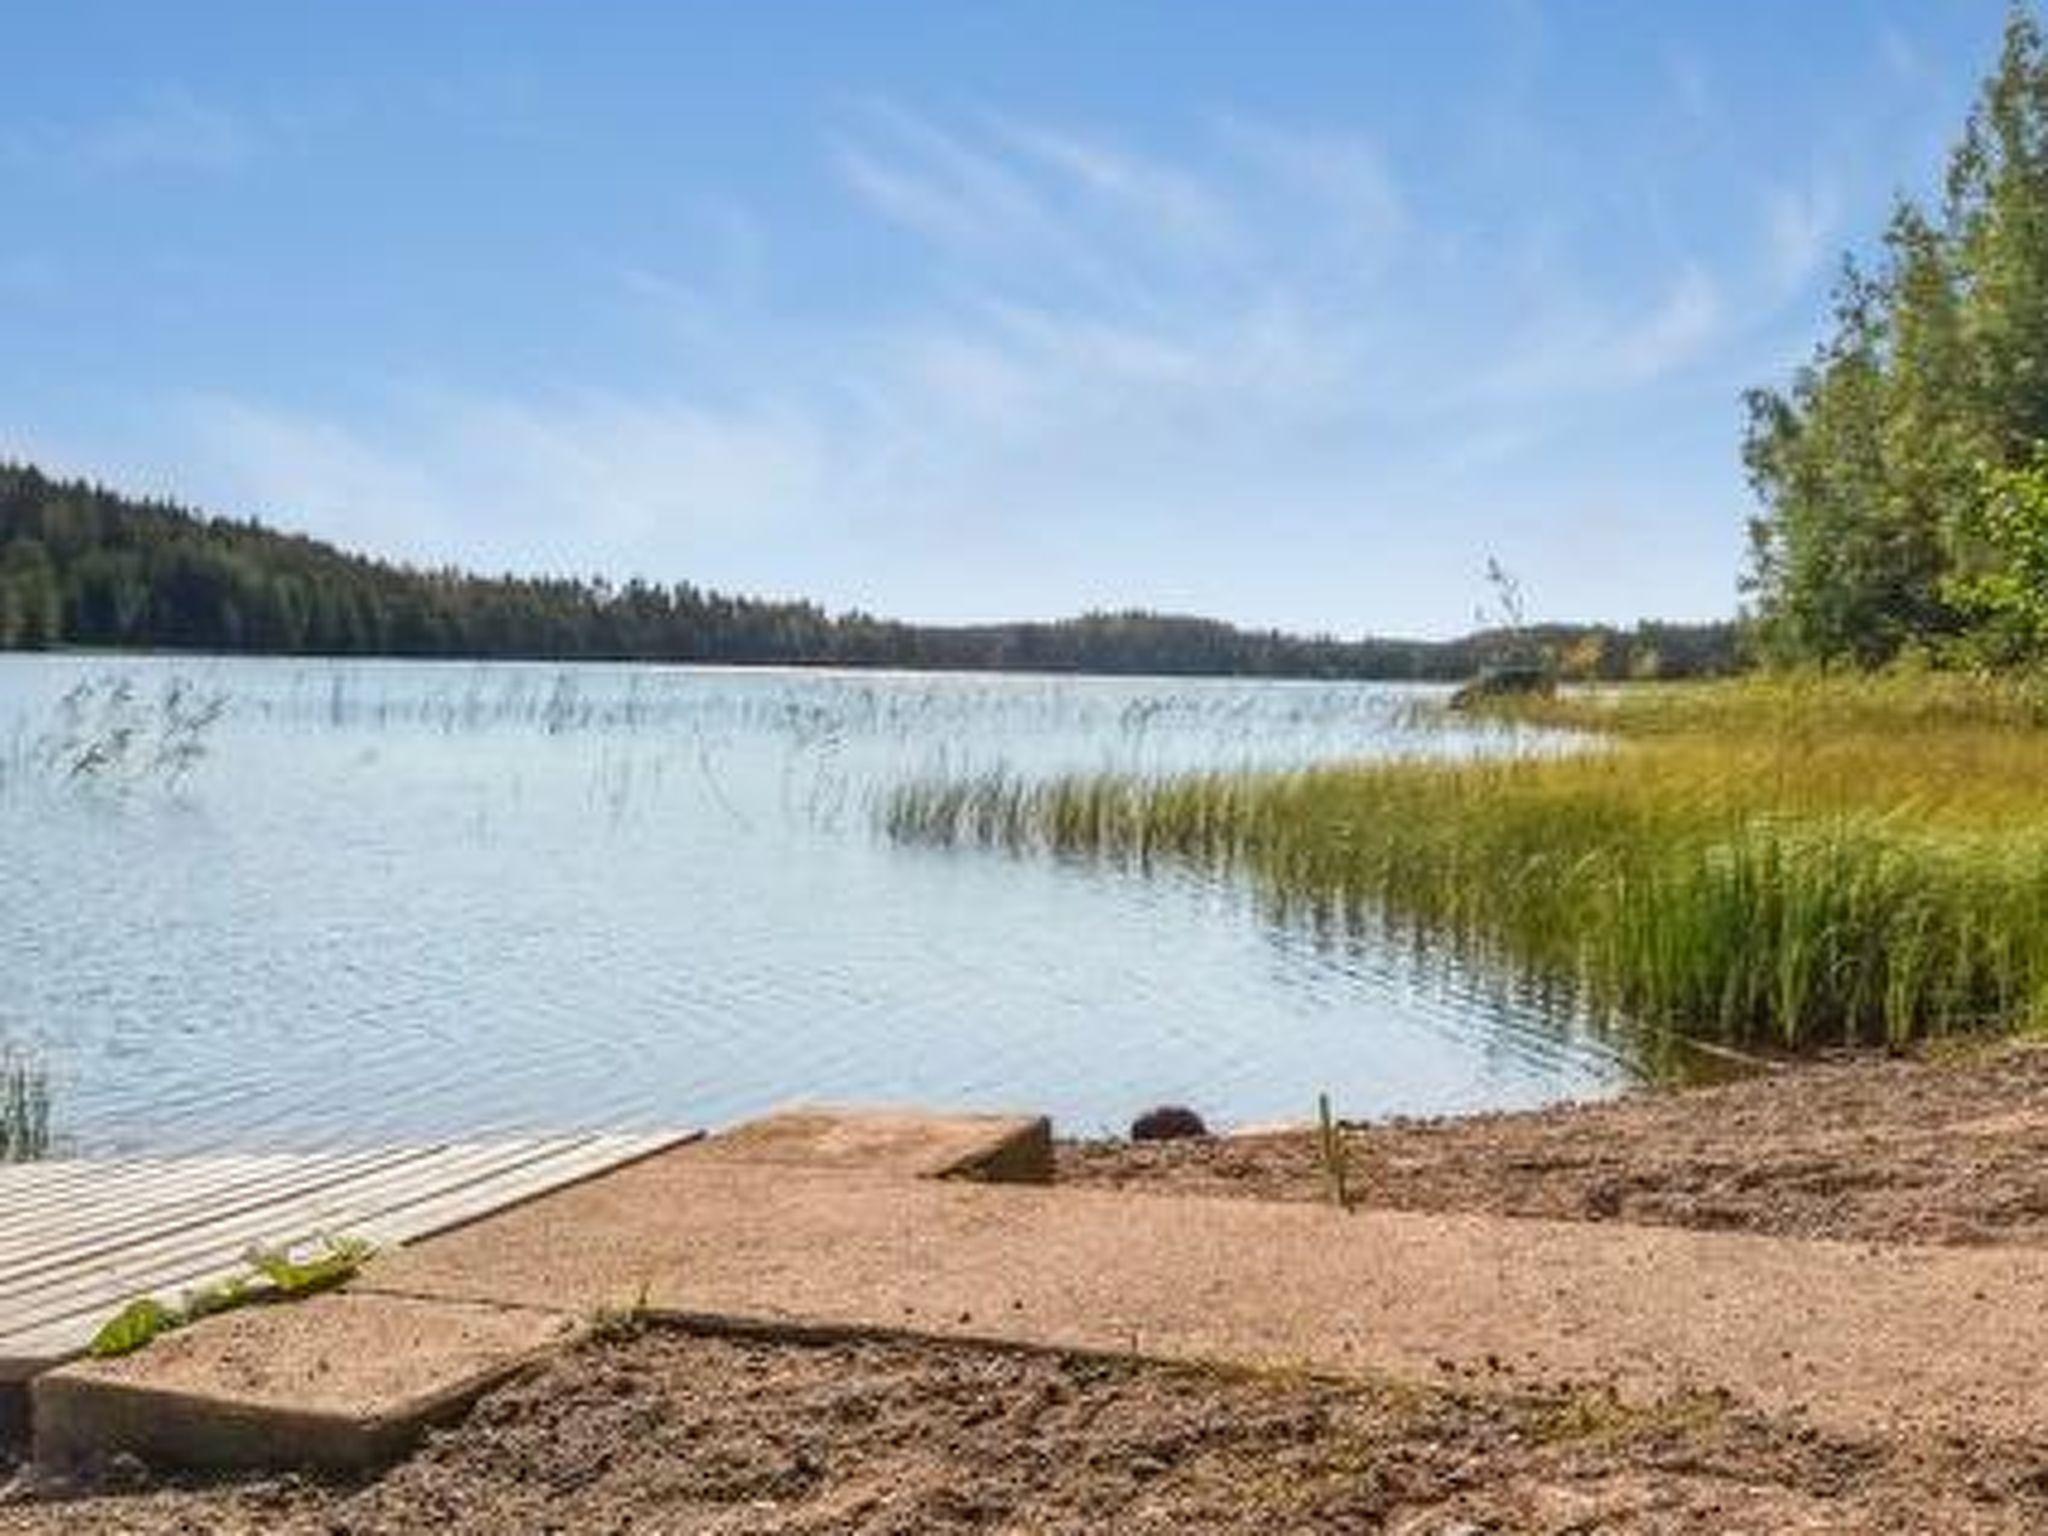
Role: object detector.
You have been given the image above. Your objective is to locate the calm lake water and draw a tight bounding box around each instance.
[0,655,1637,1155]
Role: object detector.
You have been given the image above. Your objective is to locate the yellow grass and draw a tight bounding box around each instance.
[886,673,2048,1048]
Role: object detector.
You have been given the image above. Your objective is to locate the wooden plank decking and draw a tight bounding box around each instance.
[0,1131,695,1379]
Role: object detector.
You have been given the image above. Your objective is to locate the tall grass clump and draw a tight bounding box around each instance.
[884,674,2048,1050]
[1,1047,52,1161]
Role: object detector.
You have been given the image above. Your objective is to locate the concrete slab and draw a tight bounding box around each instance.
[363,1153,2048,1444]
[37,1103,2048,1479]
[32,1292,577,1474]
[14,1110,1041,1475]
[689,1106,1052,1182]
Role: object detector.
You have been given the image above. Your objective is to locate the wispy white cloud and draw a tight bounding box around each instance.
[832,104,1061,261]
[617,205,770,349]
[182,388,829,580]
[1764,177,1842,293]
[1479,264,1722,398]
[6,88,254,174]
[93,89,251,171]
[834,104,1263,303]
[997,120,1238,255]
[1611,265,1722,380]
[181,397,450,562]
[159,100,1756,627]
[1216,117,1406,266]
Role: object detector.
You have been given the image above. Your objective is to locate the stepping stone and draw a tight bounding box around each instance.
[32,1291,577,1474]
[688,1106,1053,1182]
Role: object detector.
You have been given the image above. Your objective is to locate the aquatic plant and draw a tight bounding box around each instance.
[87,1234,376,1358]
[1316,1093,1354,1213]
[884,676,2048,1051]
[588,1279,657,1341]
[31,673,228,793]
[0,1046,51,1161]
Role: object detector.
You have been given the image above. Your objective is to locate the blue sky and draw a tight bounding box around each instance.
[0,2,2013,636]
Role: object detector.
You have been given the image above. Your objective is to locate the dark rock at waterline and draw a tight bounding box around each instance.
[1448,661,1555,711]
[1130,1106,1208,1142]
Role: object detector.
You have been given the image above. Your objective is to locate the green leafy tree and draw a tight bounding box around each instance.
[1946,454,2048,661]
[1744,7,2048,667]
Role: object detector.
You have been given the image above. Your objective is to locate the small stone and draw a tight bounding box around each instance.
[1130,1105,1208,1141]
[98,1450,151,1492]
[0,1466,49,1506]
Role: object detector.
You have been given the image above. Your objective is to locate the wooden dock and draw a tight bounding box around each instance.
[0,1131,694,1380]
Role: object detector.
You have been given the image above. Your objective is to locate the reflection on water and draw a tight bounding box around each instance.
[0,654,1633,1155]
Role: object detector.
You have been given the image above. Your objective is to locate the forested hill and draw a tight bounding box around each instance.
[0,462,1735,678]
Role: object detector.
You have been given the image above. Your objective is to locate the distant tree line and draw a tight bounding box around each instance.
[0,461,1736,679]
[1745,7,2048,668]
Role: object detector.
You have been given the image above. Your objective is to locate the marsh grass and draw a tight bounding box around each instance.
[1504,667,2048,739]
[885,674,2048,1050]
[27,674,228,793]
[1,1047,51,1161]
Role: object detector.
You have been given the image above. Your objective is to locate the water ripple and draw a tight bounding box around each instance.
[0,656,1630,1154]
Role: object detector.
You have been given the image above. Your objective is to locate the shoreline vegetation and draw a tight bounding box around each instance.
[869,13,2048,1067]
[886,671,2048,1053]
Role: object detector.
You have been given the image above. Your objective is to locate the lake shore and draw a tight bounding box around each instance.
[3,659,1618,1152]
[1063,1037,2048,1247]
[11,1041,2048,1533]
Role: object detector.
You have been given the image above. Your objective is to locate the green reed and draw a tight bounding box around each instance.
[885,676,2048,1050]
[1,1047,51,1161]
